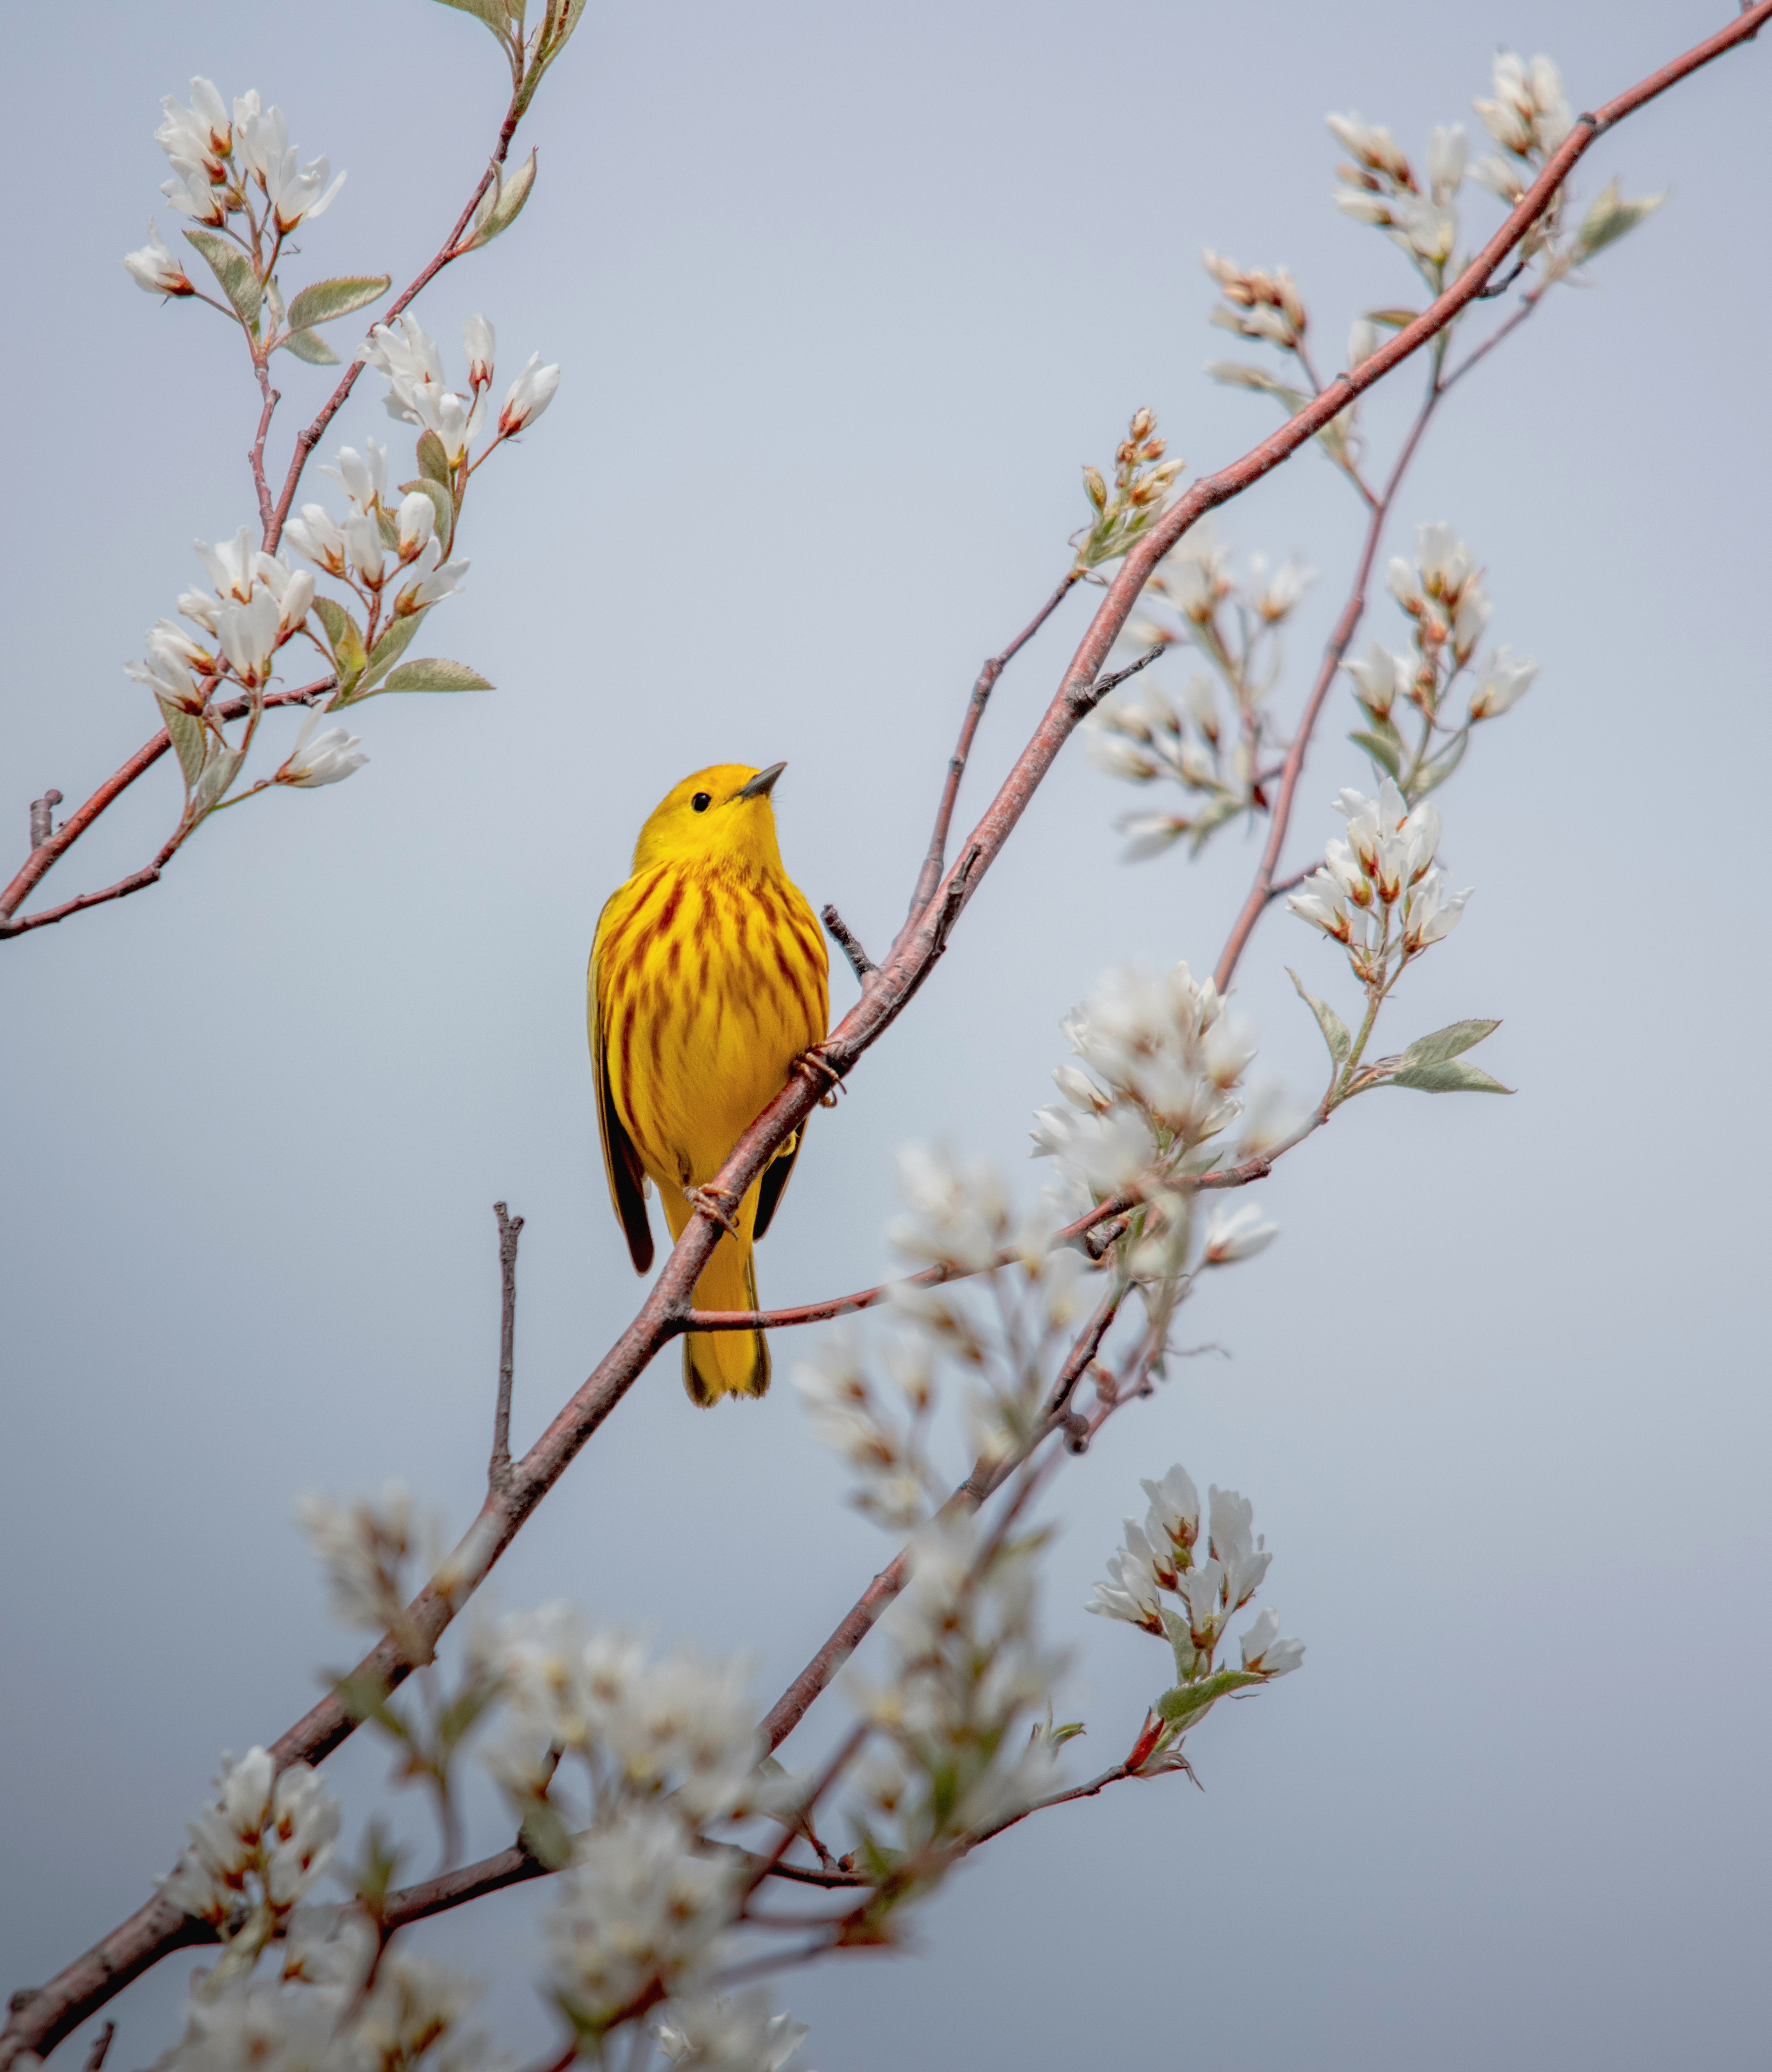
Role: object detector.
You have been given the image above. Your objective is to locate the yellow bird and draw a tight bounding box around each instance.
[589,763,830,1405]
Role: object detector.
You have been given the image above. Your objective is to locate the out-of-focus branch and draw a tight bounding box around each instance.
[489,1202,524,1491]
[8,9,1760,2049]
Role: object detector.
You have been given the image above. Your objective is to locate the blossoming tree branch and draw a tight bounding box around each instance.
[3,4,1765,2070]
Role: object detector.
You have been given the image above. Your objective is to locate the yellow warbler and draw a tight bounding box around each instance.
[589,763,830,1405]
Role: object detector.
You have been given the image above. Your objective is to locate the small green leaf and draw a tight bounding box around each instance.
[311,597,368,689]
[416,428,452,488]
[1575,179,1667,260]
[1156,1668,1263,1727]
[287,274,391,331]
[1412,729,1469,798]
[380,658,494,694]
[1159,1607,1199,1686]
[465,149,538,249]
[281,327,342,365]
[183,227,262,329]
[155,694,209,790]
[1206,361,1310,414]
[358,608,429,694]
[1288,967,1351,1065]
[519,1799,575,1872]
[1402,1018,1500,1069]
[1351,727,1402,780]
[1386,1058,1513,1094]
[397,476,455,554]
[376,508,401,551]
[189,743,245,820]
[438,1680,499,1751]
[264,275,286,335]
[1366,308,1420,329]
[430,0,517,41]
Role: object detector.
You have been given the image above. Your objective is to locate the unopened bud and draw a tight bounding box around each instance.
[1082,465,1107,512]
[1129,406,1154,442]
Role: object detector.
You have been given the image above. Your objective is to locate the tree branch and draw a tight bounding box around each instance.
[489,1202,524,1491]
[820,905,876,982]
[7,7,1761,2050]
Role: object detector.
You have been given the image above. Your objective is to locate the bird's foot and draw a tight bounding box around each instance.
[794,1044,845,1107]
[684,1184,743,1239]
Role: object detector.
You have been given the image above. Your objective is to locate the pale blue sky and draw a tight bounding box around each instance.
[3,2,1768,2066]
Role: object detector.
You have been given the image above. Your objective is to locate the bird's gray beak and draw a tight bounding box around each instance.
[733,761,786,801]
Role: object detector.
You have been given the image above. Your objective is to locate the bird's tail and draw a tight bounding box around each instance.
[681,1230,769,1404]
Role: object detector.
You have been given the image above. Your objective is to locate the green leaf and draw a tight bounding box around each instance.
[519,1799,575,1872]
[398,476,455,554]
[380,657,494,694]
[1159,1607,1199,1686]
[287,273,391,331]
[464,149,538,250]
[416,428,452,488]
[1366,307,1420,329]
[264,275,286,336]
[1412,729,1469,799]
[1288,967,1351,1065]
[281,327,341,364]
[1155,1668,1264,1728]
[431,0,517,40]
[1401,1018,1500,1069]
[311,597,368,689]
[376,508,401,551]
[1385,1058,1514,1094]
[155,694,209,790]
[438,1679,500,1751]
[358,608,429,694]
[189,743,245,820]
[1575,179,1667,261]
[183,228,263,329]
[1351,727,1402,780]
[1205,361,1310,414]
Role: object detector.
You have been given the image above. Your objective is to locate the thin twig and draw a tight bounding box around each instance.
[489,1202,524,1490]
[904,570,1079,924]
[821,905,876,981]
[6,11,1757,2049]
[82,2022,115,2072]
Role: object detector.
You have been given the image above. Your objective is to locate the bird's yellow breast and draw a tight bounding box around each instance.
[592,857,828,1189]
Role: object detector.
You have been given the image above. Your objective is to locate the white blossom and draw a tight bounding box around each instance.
[235,102,345,231]
[344,512,385,586]
[1085,1526,1167,1632]
[1325,112,1411,181]
[1347,316,1380,370]
[1240,1605,1306,1677]
[657,1994,812,2072]
[275,716,367,789]
[197,527,260,606]
[498,351,561,437]
[394,538,471,615]
[292,1483,429,1637]
[1475,50,1573,163]
[1427,122,1468,198]
[1469,645,1539,720]
[215,590,281,688]
[362,316,484,466]
[124,219,194,296]
[1344,639,1406,720]
[888,1142,1009,1273]
[155,1747,339,1931]
[463,313,496,390]
[1208,1486,1273,1610]
[160,157,226,227]
[282,504,348,577]
[1286,869,1353,944]
[155,79,233,177]
[1202,1200,1278,1265]
[319,441,388,517]
[1401,866,1472,951]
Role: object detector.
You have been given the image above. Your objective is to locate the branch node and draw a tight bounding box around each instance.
[28,791,62,850]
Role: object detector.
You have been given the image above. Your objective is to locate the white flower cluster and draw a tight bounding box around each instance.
[156,1747,341,1950]
[126,530,314,711]
[848,1516,1068,1861]
[1201,249,1308,352]
[293,1481,438,1661]
[125,79,343,297]
[1289,778,1470,979]
[285,432,469,621]
[1328,111,1467,276]
[1471,49,1573,202]
[1089,519,1314,861]
[475,1609,802,2043]
[797,1147,1090,1522]
[1031,961,1255,1200]
[362,312,559,468]
[151,1907,498,2072]
[1087,1464,1304,1680]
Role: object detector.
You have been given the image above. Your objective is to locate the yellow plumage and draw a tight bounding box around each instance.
[589,763,829,1404]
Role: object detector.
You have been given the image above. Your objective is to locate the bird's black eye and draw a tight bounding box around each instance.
[691,792,712,813]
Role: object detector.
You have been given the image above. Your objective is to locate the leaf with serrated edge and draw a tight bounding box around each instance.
[381,658,494,694]
[1288,967,1351,1064]
[1156,1668,1263,1725]
[1402,1018,1500,1068]
[281,327,341,365]
[358,609,428,693]
[1386,1058,1513,1094]
[189,745,245,820]
[155,695,208,789]
[416,429,451,488]
[183,228,262,328]
[287,274,391,331]
[397,477,454,555]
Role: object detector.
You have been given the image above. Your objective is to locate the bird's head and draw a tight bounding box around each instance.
[632,762,790,873]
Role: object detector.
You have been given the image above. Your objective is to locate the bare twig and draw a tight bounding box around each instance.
[905,570,1079,922]
[6,11,1759,2050]
[489,1202,525,1491]
[821,905,876,982]
[82,2022,115,2072]
[28,792,60,850]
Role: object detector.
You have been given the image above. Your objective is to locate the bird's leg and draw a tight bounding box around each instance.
[793,1043,845,1107]
[684,1184,743,1239]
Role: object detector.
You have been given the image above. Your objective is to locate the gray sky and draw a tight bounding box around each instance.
[3,0,1768,2066]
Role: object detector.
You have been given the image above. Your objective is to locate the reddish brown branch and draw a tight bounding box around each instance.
[5,11,1759,2054]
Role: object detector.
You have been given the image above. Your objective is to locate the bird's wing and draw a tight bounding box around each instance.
[752,1128,802,1243]
[589,952,655,1273]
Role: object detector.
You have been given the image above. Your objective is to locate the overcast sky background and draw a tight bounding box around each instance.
[3,1,1768,2066]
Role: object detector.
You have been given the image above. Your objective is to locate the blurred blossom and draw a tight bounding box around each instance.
[656,1994,812,2072]
[1427,122,1468,198]
[1202,1200,1278,1265]
[1469,645,1539,720]
[1344,639,1406,720]
[123,220,194,297]
[1475,50,1573,162]
[292,1482,432,1651]
[156,1746,340,1939]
